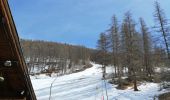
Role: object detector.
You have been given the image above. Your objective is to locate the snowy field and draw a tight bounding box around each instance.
[31,63,166,100]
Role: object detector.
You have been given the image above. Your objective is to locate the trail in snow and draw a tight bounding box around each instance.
[31,63,164,100]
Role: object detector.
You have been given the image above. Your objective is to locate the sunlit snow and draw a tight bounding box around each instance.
[31,63,165,100]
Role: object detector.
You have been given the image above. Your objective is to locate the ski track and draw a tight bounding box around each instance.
[31,63,163,100]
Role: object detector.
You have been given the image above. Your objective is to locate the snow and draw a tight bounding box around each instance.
[31,63,165,100]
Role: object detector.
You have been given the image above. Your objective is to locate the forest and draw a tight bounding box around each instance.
[96,1,170,91]
[20,39,93,76]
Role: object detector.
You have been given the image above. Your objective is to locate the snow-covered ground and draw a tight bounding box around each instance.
[31,63,166,100]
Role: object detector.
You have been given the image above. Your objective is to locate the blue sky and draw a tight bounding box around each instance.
[8,0,170,48]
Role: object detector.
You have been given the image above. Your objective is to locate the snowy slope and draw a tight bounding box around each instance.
[31,63,164,100]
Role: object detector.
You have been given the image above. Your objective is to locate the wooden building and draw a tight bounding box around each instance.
[0,0,36,99]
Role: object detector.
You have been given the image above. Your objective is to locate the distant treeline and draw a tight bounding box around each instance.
[20,39,93,75]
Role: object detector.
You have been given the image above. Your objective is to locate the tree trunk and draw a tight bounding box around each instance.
[133,74,139,91]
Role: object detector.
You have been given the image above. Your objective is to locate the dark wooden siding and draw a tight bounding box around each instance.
[0,0,36,99]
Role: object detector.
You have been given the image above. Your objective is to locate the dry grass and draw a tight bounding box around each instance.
[158,92,170,100]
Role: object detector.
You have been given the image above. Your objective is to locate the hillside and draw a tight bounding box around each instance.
[20,39,95,75]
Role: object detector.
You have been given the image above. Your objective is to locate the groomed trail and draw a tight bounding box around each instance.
[31,63,163,100]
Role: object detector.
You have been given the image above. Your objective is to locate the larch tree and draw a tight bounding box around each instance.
[108,15,122,87]
[121,12,141,91]
[139,18,153,79]
[97,33,109,79]
[154,1,170,61]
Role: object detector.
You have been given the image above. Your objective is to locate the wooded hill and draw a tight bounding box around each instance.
[20,39,92,75]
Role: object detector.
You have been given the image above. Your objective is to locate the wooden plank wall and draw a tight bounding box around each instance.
[0,0,36,99]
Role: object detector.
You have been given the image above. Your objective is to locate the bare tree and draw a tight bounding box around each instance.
[122,12,141,91]
[97,33,109,79]
[140,18,153,79]
[154,1,170,60]
[108,15,122,87]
